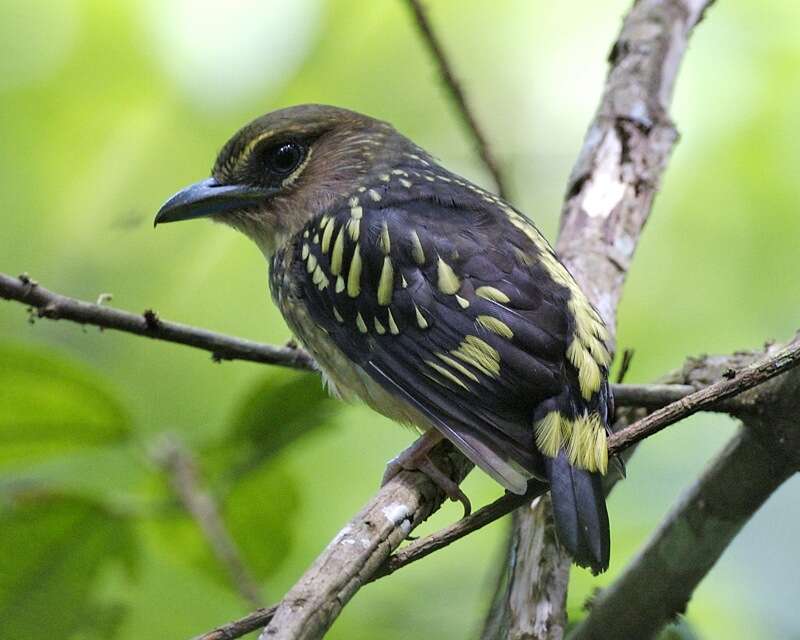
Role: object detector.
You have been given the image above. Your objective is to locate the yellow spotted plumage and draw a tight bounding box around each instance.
[157,103,614,572]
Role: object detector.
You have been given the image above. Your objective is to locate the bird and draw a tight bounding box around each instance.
[155,104,614,572]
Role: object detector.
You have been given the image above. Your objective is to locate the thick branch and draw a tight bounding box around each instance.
[259,442,472,639]
[491,1,715,637]
[405,0,509,199]
[0,272,314,370]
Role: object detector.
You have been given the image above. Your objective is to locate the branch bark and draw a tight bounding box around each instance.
[259,442,472,639]
[571,340,800,640]
[0,272,314,370]
[487,1,716,637]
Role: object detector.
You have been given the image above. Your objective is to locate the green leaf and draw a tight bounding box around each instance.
[214,370,337,479]
[0,343,131,468]
[0,492,136,639]
[224,460,300,581]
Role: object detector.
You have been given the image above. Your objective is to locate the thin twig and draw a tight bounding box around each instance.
[153,436,264,609]
[193,334,800,640]
[405,0,509,199]
[0,272,314,370]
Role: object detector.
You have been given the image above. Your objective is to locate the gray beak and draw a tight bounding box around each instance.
[154,178,275,226]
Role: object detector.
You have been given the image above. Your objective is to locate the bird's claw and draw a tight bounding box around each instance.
[381,453,472,519]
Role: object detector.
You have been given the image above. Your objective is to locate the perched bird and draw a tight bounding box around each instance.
[155,105,613,572]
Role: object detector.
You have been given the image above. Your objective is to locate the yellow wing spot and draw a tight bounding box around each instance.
[321,219,335,253]
[455,295,470,309]
[347,218,360,242]
[425,360,469,390]
[301,243,310,260]
[379,221,391,255]
[379,173,390,182]
[312,233,320,244]
[594,426,609,474]
[476,315,513,339]
[436,257,461,295]
[331,227,345,275]
[378,256,394,306]
[305,253,317,274]
[435,352,479,382]
[409,231,426,265]
[391,169,408,176]
[335,275,345,293]
[401,275,408,288]
[319,215,331,230]
[348,196,359,207]
[347,243,362,298]
[413,302,429,329]
[387,308,400,335]
[368,189,382,202]
[303,229,309,239]
[475,286,510,304]
[424,175,435,182]
[535,412,565,458]
[356,312,368,334]
[358,186,367,193]
[312,265,329,289]
[374,317,386,334]
[451,335,500,377]
[567,339,602,400]
[399,178,412,188]
[333,306,344,323]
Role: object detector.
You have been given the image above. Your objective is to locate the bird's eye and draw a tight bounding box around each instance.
[262,141,304,176]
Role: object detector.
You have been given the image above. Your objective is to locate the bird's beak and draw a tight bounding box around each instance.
[154,178,276,226]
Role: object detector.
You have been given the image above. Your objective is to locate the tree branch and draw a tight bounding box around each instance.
[193,333,800,640]
[259,442,473,639]
[152,435,264,609]
[0,270,748,413]
[405,0,510,200]
[0,272,314,370]
[488,0,716,636]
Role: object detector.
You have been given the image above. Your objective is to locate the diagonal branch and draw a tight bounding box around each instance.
[152,435,265,609]
[405,0,510,199]
[192,333,800,640]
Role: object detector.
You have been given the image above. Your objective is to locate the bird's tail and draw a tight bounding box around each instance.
[543,451,610,573]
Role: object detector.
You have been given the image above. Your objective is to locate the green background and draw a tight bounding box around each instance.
[1,1,798,638]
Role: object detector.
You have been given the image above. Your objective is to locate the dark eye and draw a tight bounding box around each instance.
[263,141,304,175]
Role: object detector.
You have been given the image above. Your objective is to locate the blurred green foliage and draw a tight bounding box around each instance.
[1,1,798,639]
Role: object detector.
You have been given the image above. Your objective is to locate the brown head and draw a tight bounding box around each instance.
[154,104,424,255]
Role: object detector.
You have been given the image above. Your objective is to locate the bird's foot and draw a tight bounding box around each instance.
[381,432,472,518]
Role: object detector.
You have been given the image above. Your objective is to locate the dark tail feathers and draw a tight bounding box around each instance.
[543,451,610,573]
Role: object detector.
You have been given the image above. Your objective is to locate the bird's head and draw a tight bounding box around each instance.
[154,104,416,256]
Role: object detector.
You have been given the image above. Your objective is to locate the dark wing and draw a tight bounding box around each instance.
[291,188,597,493]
